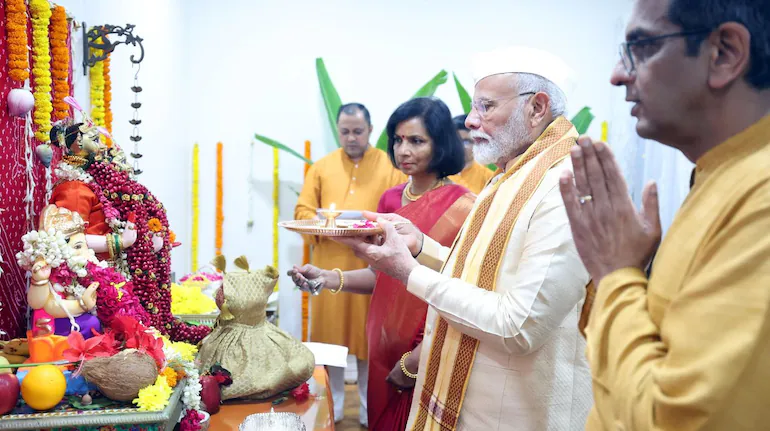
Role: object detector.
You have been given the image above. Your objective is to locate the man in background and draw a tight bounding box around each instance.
[295,103,405,425]
[448,114,495,194]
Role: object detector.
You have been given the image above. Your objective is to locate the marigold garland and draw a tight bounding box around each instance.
[50,5,71,120]
[302,140,311,341]
[30,0,53,142]
[90,32,107,130]
[103,53,113,146]
[6,0,30,83]
[215,142,224,256]
[191,144,200,271]
[273,147,280,292]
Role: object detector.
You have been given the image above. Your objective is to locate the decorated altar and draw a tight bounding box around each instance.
[0,0,318,429]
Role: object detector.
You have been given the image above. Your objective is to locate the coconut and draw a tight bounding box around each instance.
[81,349,158,401]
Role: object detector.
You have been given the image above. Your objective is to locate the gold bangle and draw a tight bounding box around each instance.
[400,351,417,379]
[329,268,344,294]
[106,234,115,259]
[31,279,48,286]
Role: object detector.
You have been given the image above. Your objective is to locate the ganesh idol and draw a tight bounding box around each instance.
[17,204,151,341]
[18,205,102,339]
[49,115,163,262]
[43,96,210,343]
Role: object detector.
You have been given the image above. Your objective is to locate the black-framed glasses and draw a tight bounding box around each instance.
[619,29,711,73]
[471,92,536,118]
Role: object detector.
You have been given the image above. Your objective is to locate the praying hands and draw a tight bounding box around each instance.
[558,137,662,284]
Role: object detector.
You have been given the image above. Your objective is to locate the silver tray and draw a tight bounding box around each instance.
[279,219,382,237]
[0,380,186,431]
[239,411,306,431]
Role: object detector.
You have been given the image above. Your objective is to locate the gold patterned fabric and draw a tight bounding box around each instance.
[197,258,315,400]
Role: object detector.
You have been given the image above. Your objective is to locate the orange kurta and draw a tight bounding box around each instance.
[50,181,110,235]
[448,162,495,194]
[295,147,406,359]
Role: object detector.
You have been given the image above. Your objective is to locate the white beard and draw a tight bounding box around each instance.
[470,102,531,166]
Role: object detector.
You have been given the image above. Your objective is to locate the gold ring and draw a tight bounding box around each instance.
[579,195,593,204]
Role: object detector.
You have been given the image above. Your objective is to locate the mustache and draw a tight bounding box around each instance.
[469,130,492,141]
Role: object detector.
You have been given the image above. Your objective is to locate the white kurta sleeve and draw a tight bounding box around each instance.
[416,236,451,271]
[406,185,589,355]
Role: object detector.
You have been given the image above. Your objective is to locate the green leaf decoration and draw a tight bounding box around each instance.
[316,58,343,147]
[453,73,472,114]
[254,133,313,165]
[570,107,595,135]
[411,69,449,98]
[375,70,449,151]
[68,395,117,410]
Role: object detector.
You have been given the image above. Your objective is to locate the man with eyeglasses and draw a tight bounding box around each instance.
[557,0,770,429]
[447,114,495,194]
[332,46,594,430]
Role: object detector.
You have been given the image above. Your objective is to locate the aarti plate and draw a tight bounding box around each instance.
[278,219,382,237]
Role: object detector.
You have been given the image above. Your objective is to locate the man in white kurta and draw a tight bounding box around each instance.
[336,47,593,430]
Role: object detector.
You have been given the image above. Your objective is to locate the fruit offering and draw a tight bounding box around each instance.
[20,365,66,411]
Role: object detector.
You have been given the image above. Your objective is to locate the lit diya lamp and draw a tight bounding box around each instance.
[317,203,342,228]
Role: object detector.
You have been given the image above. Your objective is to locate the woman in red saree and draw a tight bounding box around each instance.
[289,98,475,429]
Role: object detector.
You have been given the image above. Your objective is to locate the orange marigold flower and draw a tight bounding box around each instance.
[148,218,162,232]
[162,367,178,387]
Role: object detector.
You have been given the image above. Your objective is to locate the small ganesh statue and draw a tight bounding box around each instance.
[17,205,102,339]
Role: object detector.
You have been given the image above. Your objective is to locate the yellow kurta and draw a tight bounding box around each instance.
[448,162,495,194]
[586,113,770,431]
[295,147,406,359]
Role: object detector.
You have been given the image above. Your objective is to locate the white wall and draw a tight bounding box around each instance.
[58,0,636,338]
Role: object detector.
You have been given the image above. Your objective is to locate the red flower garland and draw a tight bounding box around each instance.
[84,154,211,343]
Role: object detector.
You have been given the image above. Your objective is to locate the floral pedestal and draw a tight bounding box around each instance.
[0,381,186,431]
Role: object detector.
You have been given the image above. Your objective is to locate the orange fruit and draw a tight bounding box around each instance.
[20,365,66,410]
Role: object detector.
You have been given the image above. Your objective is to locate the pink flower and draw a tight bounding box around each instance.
[179,409,203,431]
[62,331,110,363]
[290,383,310,402]
[50,265,77,286]
[102,204,120,220]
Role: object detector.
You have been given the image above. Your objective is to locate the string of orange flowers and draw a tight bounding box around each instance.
[50,5,70,121]
[5,0,29,83]
[302,140,311,341]
[215,142,224,256]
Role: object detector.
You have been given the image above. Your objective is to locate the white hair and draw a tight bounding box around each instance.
[513,73,568,118]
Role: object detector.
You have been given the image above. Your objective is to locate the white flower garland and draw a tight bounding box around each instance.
[182,363,202,412]
[54,162,93,183]
[17,229,71,270]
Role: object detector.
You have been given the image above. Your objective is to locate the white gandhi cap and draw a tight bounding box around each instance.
[471,46,577,101]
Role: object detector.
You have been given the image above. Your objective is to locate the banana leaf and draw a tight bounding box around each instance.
[316,58,343,147]
[375,70,449,150]
[570,107,595,135]
[254,133,313,165]
[453,73,472,114]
